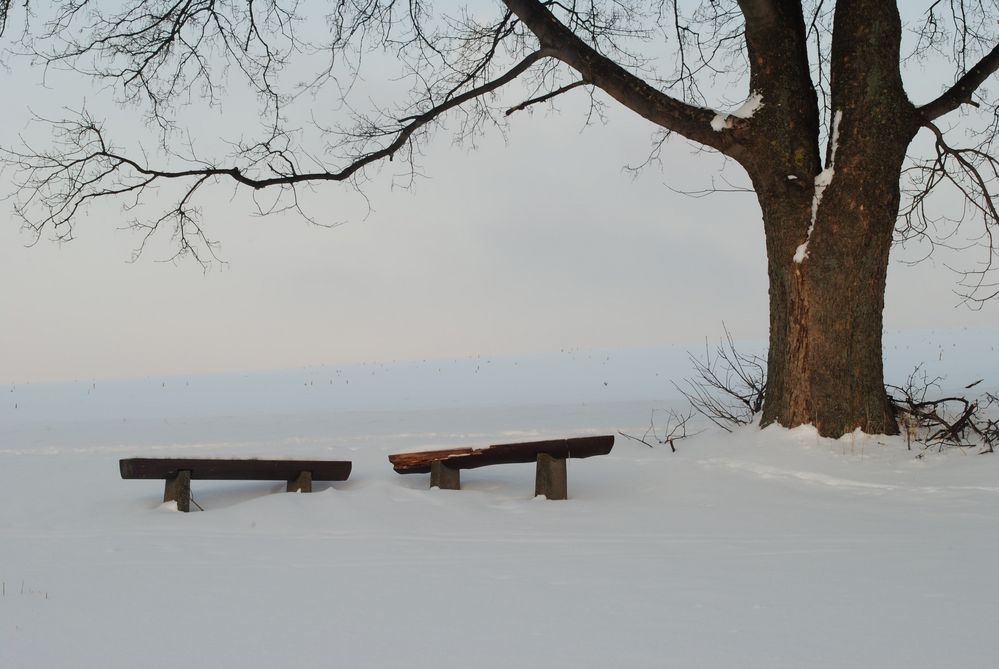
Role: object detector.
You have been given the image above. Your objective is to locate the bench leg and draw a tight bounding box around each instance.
[430,460,460,490]
[164,470,192,512]
[535,453,567,500]
[287,471,313,493]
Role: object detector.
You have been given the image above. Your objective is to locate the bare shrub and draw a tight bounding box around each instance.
[675,328,766,431]
[887,367,997,454]
[979,393,999,454]
[619,408,696,452]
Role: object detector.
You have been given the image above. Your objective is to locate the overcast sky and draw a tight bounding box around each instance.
[2,6,997,385]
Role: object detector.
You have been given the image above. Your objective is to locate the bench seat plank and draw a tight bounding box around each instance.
[388,436,613,474]
[119,458,352,482]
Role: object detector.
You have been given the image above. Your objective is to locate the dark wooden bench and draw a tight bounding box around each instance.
[388,435,614,500]
[119,458,352,512]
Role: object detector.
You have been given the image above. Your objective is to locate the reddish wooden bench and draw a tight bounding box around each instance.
[388,435,614,500]
[119,458,352,512]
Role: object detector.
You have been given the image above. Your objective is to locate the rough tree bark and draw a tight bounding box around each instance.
[742,1,919,436]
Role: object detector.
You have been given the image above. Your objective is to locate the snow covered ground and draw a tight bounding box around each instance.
[2,331,998,668]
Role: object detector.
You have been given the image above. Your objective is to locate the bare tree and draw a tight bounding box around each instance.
[2,1,999,438]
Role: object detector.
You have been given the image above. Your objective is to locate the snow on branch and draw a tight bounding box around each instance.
[710,92,763,132]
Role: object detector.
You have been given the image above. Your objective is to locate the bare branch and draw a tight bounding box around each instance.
[505,79,587,116]
[4,46,553,261]
[887,365,996,454]
[675,326,766,431]
[899,120,999,303]
[0,0,11,37]
[619,407,696,452]
[920,42,999,121]
[501,0,748,157]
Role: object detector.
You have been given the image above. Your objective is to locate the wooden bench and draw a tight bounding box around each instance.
[119,458,352,512]
[387,435,614,500]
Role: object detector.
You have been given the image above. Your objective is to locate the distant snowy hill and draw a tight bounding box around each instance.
[3,327,996,424]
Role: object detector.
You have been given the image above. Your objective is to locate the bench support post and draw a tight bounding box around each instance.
[164,470,192,512]
[430,461,460,490]
[287,470,313,493]
[535,453,567,500]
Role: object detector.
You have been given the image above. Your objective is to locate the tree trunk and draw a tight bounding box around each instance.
[759,192,895,437]
[756,128,914,437]
[739,0,921,438]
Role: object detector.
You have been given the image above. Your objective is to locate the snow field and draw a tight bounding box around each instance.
[2,400,997,668]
